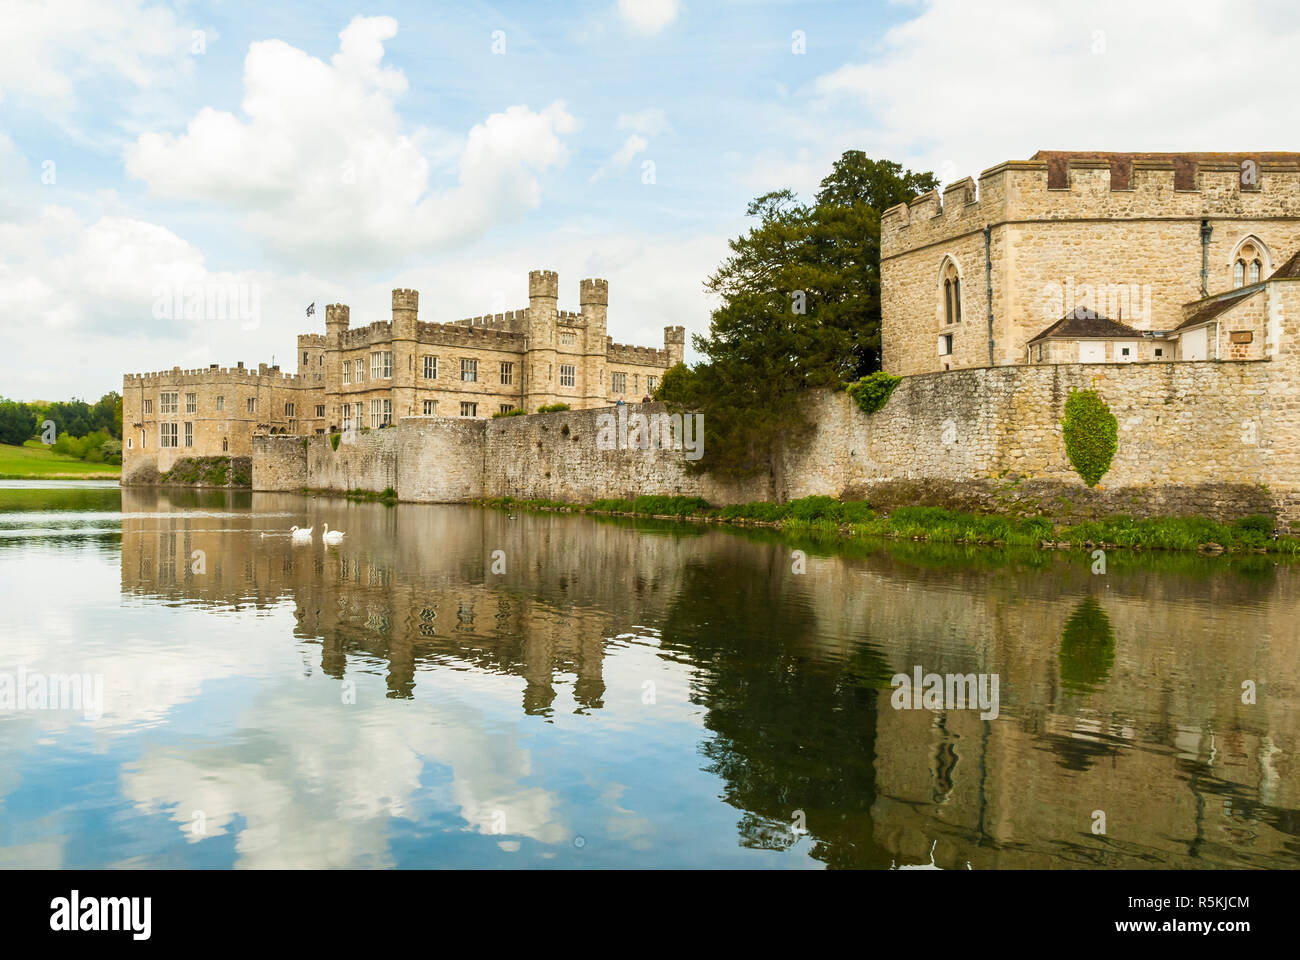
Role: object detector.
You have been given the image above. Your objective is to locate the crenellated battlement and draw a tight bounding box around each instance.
[606,338,670,366]
[450,308,530,332]
[123,364,307,385]
[297,334,326,347]
[340,322,392,348]
[416,320,526,348]
[528,269,559,299]
[580,277,608,305]
[882,152,1300,259]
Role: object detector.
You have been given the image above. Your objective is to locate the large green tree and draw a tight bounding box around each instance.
[657,152,938,479]
[0,401,36,446]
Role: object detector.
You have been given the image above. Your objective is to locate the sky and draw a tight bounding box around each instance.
[3,0,1300,401]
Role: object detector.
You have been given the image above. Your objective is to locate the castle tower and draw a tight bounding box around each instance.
[391,289,419,421]
[664,325,686,369]
[525,270,559,411]
[580,278,609,407]
[324,304,349,426]
[325,303,350,344]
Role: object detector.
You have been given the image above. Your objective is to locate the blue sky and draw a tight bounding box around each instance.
[3,0,1298,399]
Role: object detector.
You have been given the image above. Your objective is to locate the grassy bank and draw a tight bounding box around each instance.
[302,486,399,504]
[0,440,121,480]
[476,495,1300,555]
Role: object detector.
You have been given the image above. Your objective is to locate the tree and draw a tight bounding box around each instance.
[0,401,36,446]
[659,152,938,479]
[90,391,122,439]
[809,152,939,376]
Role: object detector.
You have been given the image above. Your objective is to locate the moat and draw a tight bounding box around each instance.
[1,484,1297,869]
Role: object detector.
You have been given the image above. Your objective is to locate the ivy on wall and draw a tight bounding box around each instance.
[1062,389,1117,487]
[847,371,902,415]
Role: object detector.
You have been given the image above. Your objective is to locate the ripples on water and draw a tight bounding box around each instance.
[0,485,1297,869]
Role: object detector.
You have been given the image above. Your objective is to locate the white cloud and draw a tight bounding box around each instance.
[617,0,681,35]
[809,0,1300,186]
[616,108,670,137]
[0,192,331,400]
[124,16,579,272]
[0,0,193,108]
[591,134,649,182]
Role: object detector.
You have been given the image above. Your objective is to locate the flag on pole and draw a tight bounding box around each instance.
[306,302,315,317]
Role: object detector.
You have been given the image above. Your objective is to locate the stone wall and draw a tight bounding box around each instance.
[480,405,767,504]
[253,350,1300,526]
[881,156,1300,376]
[123,364,321,481]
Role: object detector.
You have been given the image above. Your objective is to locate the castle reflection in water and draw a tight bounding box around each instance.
[119,487,1300,869]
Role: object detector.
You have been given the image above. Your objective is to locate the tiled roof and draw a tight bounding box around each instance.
[1028,307,1142,344]
[1175,290,1259,331]
[1269,249,1300,280]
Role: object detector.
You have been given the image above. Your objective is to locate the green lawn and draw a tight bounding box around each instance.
[0,440,121,479]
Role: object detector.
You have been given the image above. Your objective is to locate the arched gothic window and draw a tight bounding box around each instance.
[940,260,962,326]
[1232,239,1268,289]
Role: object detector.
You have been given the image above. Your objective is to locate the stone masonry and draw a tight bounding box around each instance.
[124,271,684,482]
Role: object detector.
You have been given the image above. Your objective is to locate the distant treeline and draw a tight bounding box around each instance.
[0,392,124,464]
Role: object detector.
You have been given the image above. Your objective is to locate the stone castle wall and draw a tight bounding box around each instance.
[882,156,1300,376]
[253,346,1300,526]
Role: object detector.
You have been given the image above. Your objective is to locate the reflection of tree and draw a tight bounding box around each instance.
[659,551,894,867]
[1058,596,1115,694]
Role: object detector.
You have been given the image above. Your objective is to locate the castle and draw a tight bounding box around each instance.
[881,151,1300,374]
[122,270,685,477]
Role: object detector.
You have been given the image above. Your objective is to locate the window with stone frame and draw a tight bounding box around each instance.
[1234,241,1265,288]
[941,260,962,325]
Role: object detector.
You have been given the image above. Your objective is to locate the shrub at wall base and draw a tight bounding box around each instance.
[1061,389,1118,487]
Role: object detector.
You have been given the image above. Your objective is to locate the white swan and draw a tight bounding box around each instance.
[290,525,313,541]
[322,523,345,544]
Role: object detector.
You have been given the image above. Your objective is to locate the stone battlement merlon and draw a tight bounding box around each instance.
[882,153,1300,260]
[340,322,393,348]
[122,366,305,384]
[451,309,530,330]
[415,320,526,347]
[607,341,669,365]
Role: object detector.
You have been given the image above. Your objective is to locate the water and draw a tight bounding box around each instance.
[1,485,1297,869]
